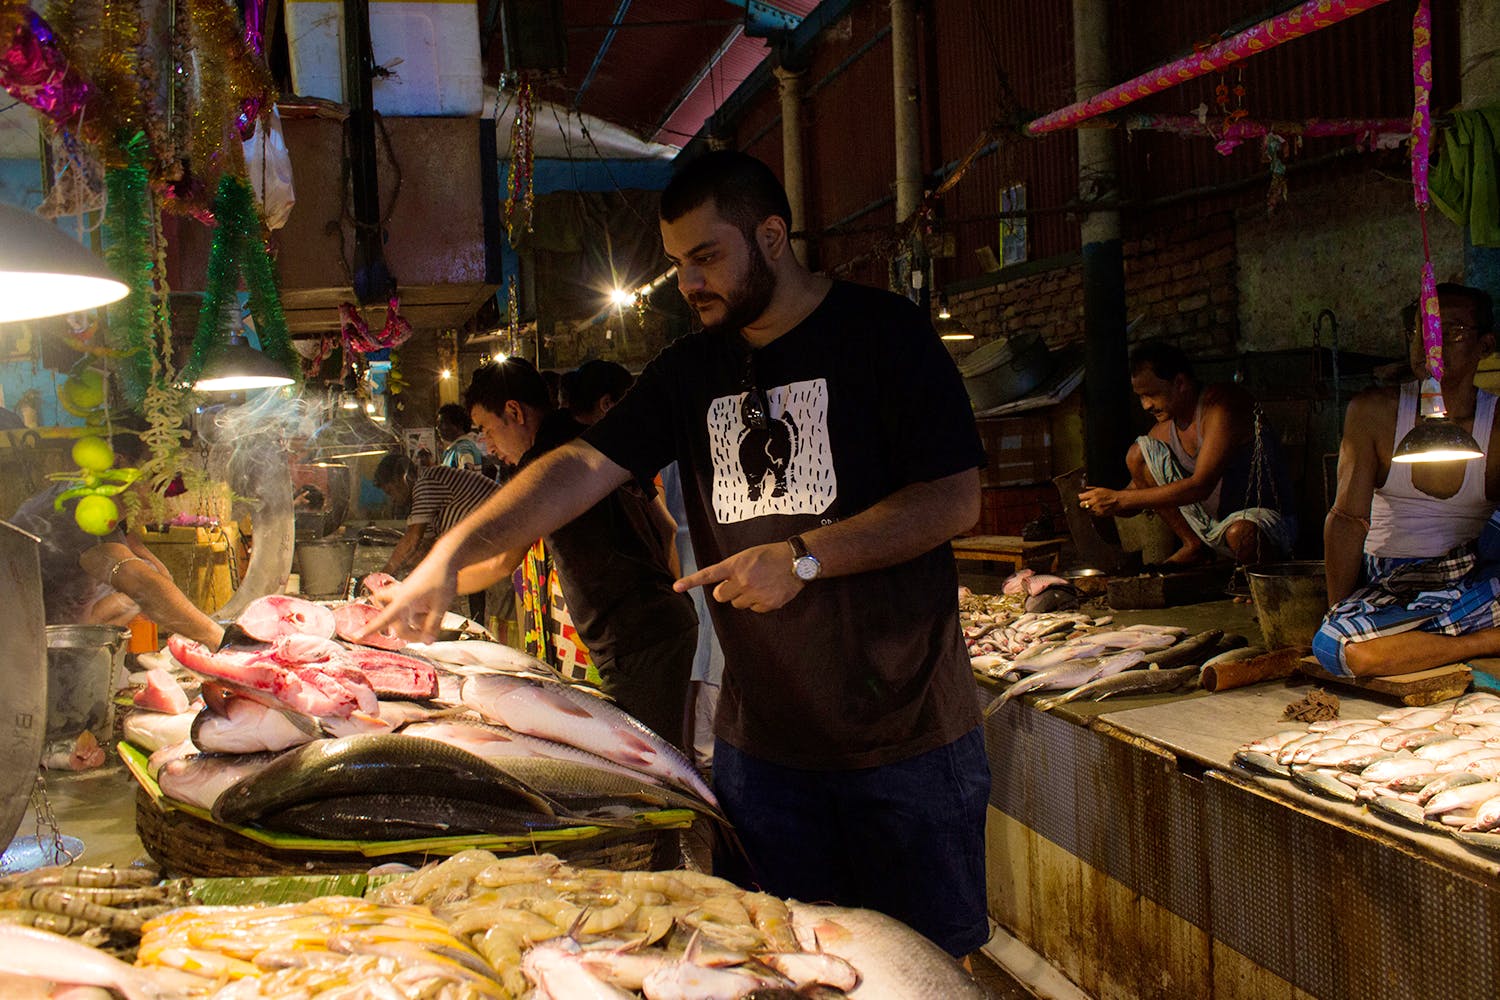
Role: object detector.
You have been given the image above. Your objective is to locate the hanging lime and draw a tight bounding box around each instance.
[74,495,120,536]
[71,435,114,473]
[62,369,105,411]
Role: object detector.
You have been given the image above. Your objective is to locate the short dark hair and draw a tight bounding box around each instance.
[567,360,633,414]
[465,357,551,415]
[659,150,793,244]
[373,451,413,488]
[437,403,472,434]
[1438,282,1494,334]
[1129,340,1195,382]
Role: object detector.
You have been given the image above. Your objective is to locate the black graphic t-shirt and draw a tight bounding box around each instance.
[585,280,986,769]
[521,410,697,666]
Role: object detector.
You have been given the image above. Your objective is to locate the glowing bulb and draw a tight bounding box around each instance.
[340,395,360,410]
[610,287,634,307]
[938,306,952,320]
[439,368,451,380]
[365,402,376,414]
[494,352,508,363]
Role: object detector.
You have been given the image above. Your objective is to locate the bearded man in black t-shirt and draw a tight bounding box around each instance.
[364,151,990,960]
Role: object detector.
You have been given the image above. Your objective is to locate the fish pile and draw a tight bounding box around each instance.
[1234,692,1500,843]
[360,849,984,999]
[135,895,508,998]
[0,863,182,944]
[124,594,722,846]
[980,625,1242,716]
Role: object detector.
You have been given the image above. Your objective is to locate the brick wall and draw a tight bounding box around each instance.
[944,212,1238,357]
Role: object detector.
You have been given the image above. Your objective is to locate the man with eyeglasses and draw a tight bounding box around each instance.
[364,151,990,961]
[1315,283,1500,677]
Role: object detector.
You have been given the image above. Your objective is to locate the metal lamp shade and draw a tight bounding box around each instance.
[0,203,129,322]
[194,335,296,391]
[305,405,400,463]
[1391,417,1484,463]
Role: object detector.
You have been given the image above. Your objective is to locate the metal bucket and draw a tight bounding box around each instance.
[1246,561,1327,650]
[294,537,357,598]
[44,624,129,751]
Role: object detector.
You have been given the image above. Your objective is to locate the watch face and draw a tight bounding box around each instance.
[794,556,820,581]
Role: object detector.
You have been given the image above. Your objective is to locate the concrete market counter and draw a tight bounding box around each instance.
[982,681,1500,1000]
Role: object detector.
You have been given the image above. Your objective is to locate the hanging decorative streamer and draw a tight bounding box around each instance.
[0,7,94,123]
[1115,113,1410,153]
[103,134,161,405]
[235,0,268,138]
[507,276,520,353]
[1410,0,1442,381]
[185,0,271,180]
[337,296,414,353]
[1026,0,1393,136]
[185,174,298,383]
[505,74,535,238]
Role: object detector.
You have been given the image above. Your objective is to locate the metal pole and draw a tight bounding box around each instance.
[889,0,921,224]
[342,0,391,304]
[1075,0,1133,488]
[774,65,809,267]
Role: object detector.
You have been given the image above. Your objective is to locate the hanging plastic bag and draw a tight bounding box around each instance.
[244,105,295,230]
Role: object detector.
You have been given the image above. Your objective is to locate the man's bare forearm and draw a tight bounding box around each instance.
[1324,514,1367,606]
[798,468,980,578]
[434,442,629,571]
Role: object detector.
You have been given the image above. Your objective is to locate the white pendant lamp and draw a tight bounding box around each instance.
[194,332,297,392]
[0,203,129,322]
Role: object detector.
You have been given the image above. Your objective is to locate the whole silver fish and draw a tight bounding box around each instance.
[156,750,282,812]
[1233,750,1291,779]
[461,673,715,803]
[1369,796,1427,827]
[789,903,985,999]
[1201,645,1266,669]
[1291,767,1359,803]
[987,650,1147,715]
[1416,771,1485,805]
[1033,664,1199,712]
[1424,779,1500,818]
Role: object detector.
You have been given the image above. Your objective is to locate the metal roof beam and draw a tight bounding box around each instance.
[575,0,634,107]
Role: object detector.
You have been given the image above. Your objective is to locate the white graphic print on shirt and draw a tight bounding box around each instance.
[708,377,836,523]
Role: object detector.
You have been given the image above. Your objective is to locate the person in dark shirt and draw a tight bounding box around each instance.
[364,151,989,959]
[457,357,697,746]
[565,360,635,426]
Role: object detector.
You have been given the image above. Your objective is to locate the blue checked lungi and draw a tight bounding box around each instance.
[1313,512,1500,676]
[1135,436,1297,558]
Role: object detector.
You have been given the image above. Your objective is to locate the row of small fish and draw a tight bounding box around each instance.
[1235,692,1500,835]
[963,607,1109,661]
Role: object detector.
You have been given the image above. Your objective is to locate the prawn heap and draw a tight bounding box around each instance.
[128,851,862,998]
[0,863,184,948]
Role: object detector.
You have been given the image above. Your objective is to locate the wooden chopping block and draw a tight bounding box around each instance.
[1296,656,1472,707]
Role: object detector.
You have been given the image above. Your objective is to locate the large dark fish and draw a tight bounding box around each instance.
[480,754,726,822]
[257,793,597,840]
[1144,629,1223,668]
[211,735,559,827]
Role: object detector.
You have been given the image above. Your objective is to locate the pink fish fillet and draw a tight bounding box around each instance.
[361,572,398,596]
[342,647,439,700]
[237,595,337,642]
[167,635,367,719]
[133,668,190,715]
[332,601,406,650]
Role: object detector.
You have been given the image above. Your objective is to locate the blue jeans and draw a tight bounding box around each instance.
[712,727,991,957]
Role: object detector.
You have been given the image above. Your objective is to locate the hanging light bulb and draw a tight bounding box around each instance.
[194,331,296,391]
[440,368,452,380]
[0,203,129,322]
[305,382,398,463]
[609,287,634,307]
[1392,375,1484,463]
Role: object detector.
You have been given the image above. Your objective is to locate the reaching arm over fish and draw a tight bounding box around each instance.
[364,441,629,641]
[674,467,980,613]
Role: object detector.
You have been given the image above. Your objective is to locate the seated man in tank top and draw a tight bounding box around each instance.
[1079,340,1297,566]
[1316,284,1500,677]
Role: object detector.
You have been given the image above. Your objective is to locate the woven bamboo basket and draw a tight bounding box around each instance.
[135,788,682,877]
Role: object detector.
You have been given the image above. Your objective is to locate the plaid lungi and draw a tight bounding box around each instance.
[1313,514,1500,676]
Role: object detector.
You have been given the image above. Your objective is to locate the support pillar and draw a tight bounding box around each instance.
[1075,0,1133,488]
[890,0,922,224]
[774,66,809,267]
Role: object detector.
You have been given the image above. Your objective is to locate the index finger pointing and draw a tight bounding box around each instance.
[674,562,731,593]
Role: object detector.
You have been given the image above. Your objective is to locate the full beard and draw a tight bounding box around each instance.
[693,242,778,335]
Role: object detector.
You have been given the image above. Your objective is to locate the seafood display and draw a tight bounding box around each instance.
[1233,692,1500,851]
[121,597,723,848]
[0,863,180,942]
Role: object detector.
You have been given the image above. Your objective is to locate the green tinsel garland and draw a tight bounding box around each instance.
[103,134,160,406]
[184,175,299,384]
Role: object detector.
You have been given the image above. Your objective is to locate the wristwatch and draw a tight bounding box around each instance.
[788,535,821,582]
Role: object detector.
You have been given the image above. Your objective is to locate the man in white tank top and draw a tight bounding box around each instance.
[1316,284,1500,677]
